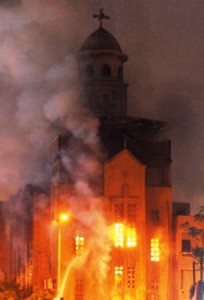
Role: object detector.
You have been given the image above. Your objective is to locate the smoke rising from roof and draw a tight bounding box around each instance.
[0,1,203,214]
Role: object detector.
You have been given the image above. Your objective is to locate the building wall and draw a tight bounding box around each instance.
[32,193,51,291]
[104,150,146,299]
[28,148,174,300]
[174,215,204,300]
[146,187,172,300]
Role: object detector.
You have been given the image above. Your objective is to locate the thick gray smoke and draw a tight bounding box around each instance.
[0,0,203,215]
[0,1,203,299]
[0,0,81,199]
[0,1,111,298]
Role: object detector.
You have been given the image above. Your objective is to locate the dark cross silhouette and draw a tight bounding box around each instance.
[93,8,110,28]
[123,133,129,149]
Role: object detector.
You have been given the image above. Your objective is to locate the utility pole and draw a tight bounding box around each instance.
[199,248,203,282]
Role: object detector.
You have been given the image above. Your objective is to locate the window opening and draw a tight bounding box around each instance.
[75,275,84,300]
[114,203,124,219]
[114,265,124,285]
[118,66,123,80]
[114,223,124,247]
[150,210,160,225]
[127,203,136,222]
[126,226,137,248]
[75,236,85,255]
[85,64,94,78]
[150,238,160,262]
[181,239,191,253]
[101,64,111,77]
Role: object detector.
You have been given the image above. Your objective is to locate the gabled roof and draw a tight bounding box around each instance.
[105,148,145,168]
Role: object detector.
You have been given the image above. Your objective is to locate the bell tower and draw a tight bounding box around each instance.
[78,9,128,117]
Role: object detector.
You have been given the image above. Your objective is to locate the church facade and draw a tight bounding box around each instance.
[0,9,202,300]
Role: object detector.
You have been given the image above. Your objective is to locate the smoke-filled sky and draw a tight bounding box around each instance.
[0,0,204,213]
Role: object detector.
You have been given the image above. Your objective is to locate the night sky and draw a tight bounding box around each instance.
[0,0,204,213]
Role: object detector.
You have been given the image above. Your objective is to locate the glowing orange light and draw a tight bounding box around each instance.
[114,265,123,283]
[58,213,69,222]
[112,223,137,248]
[126,226,137,248]
[150,238,160,262]
[115,265,123,275]
[114,223,124,247]
[75,235,85,255]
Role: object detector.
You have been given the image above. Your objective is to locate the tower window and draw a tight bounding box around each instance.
[85,64,94,78]
[126,226,137,248]
[127,265,135,289]
[127,252,136,289]
[118,66,123,80]
[181,239,191,253]
[114,203,124,219]
[75,276,83,300]
[113,223,137,248]
[75,236,85,255]
[150,238,160,262]
[114,265,123,285]
[101,64,111,77]
[114,223,124,247]
[150,210,160,225]
[127,203,136,222]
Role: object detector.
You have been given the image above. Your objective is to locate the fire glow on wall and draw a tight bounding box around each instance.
[113,223,137,248]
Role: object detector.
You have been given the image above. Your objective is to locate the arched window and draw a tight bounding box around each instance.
[118,66,123,80]
[101,64,111,77]
[85,64,94,78]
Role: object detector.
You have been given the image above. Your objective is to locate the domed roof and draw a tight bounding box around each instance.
[80,27,123,52]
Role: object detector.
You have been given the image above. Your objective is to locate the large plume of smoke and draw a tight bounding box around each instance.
[2,0,203,297]
[0,0,111,298]
[0,0,79,199]
[1,1,202,209]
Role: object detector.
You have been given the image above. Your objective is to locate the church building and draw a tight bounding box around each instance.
[0,9,202,300]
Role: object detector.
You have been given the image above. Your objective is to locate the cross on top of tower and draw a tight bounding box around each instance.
[123,134,129,149]
[93,8,110,28]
